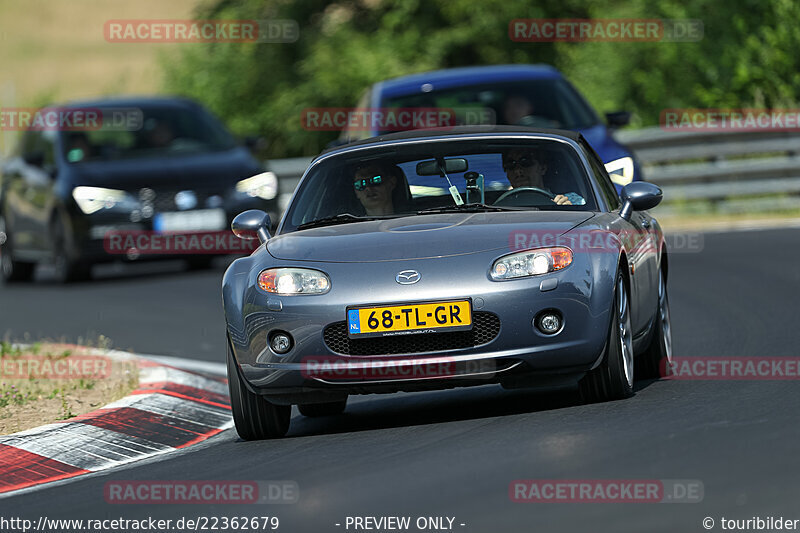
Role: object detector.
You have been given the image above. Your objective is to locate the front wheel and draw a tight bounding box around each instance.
[186,256,216,271]
[579,272,635,403]
[636,269,673,379]
[51,218,91,283]
[226,339,291,440]
[0,214,35,283]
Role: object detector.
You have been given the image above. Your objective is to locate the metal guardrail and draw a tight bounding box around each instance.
[615,128,800,211]
[267,128,800,213]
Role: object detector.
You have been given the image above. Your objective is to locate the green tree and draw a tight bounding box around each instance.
[163,0,800,158]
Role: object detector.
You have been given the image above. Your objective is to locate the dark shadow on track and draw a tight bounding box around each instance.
[265,377,663,440]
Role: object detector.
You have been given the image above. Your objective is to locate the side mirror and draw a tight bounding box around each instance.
[619,182,662,220]
[243,136,268,153]
[232,209,272,243]
[605,111,631,129]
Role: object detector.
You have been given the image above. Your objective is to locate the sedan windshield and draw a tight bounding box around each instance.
[381,79,600,132]
[62,105,237,162]
[282,137,597,233]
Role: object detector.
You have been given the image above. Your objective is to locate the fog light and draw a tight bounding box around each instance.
[269,332,293,354]
[536,311,563,335]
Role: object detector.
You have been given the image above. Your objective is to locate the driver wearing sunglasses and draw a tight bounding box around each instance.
[502,148,584,206]
[352,163,398,215]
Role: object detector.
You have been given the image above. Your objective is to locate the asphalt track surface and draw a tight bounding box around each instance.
[2,227,800,532]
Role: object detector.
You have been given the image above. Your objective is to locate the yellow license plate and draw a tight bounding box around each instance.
[347,300,472,338]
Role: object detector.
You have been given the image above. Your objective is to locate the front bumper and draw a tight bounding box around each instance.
[224,250,617,403]
[69,197,279,263]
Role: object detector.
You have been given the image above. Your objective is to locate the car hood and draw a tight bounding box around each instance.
[70,147,261,190]
[267,211,595,262]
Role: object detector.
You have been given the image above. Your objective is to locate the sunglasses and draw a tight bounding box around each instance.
[502,155,536,171]
[353,175,383,191]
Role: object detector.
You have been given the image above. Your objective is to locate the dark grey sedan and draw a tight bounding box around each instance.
[223,126,672,439]
[0,97,278,283]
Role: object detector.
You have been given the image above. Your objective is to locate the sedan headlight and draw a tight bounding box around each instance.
[236,172,278,200]
[258,268,330,295]
[490,247,573,280]
[72,186,137,215]
[604,156,634,187]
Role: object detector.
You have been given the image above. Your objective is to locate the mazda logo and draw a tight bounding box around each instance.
[396,270,421,284]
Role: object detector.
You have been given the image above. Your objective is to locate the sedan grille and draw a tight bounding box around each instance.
[137,189,224,213]
[323,312,500,356]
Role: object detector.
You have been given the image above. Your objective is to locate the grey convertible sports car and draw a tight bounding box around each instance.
[223,126,672,440]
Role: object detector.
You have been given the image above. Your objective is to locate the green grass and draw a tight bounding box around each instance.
[0,0,197,155]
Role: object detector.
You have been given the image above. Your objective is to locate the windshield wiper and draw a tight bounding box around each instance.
[297,213,385,230]
[415,203,534,215]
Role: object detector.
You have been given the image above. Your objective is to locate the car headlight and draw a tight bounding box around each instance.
[604,156,634,187]
[490,247,573,280]
[257,268,330,295]
[72,186,137,215]
[236,172,278,200]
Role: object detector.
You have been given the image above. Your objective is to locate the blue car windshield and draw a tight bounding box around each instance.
[283,138,598,233]
[380,79,600,132]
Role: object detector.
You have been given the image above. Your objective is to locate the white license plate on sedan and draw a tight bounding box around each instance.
[153,209,226,232]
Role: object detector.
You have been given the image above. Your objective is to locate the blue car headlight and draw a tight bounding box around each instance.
[604,156,634,187]
[491,247,573,280]
[236,172,278,200]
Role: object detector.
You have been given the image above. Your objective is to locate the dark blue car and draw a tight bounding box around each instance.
[337,64,640,191]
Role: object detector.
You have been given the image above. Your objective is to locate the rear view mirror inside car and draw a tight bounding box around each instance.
[416,158,468,176]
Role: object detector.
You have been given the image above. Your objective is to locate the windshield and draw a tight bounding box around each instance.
[61,104,237,162]
[381,79,601,132]
[282,137,597,233]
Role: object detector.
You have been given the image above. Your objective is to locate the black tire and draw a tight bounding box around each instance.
[636,268,673,379]
[0,213,35,283]
[186,256,216,271]
[579,272,635,403]
[298,399,347,417]
[51,217,91,283]
[226,339,291,440]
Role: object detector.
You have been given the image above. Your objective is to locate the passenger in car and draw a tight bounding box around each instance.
[352,163,403,215]
[502,148,585,206]
[502,93,561,128]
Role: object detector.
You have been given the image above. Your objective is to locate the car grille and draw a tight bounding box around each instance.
[323,312,501,356]
[136,188,225,213]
